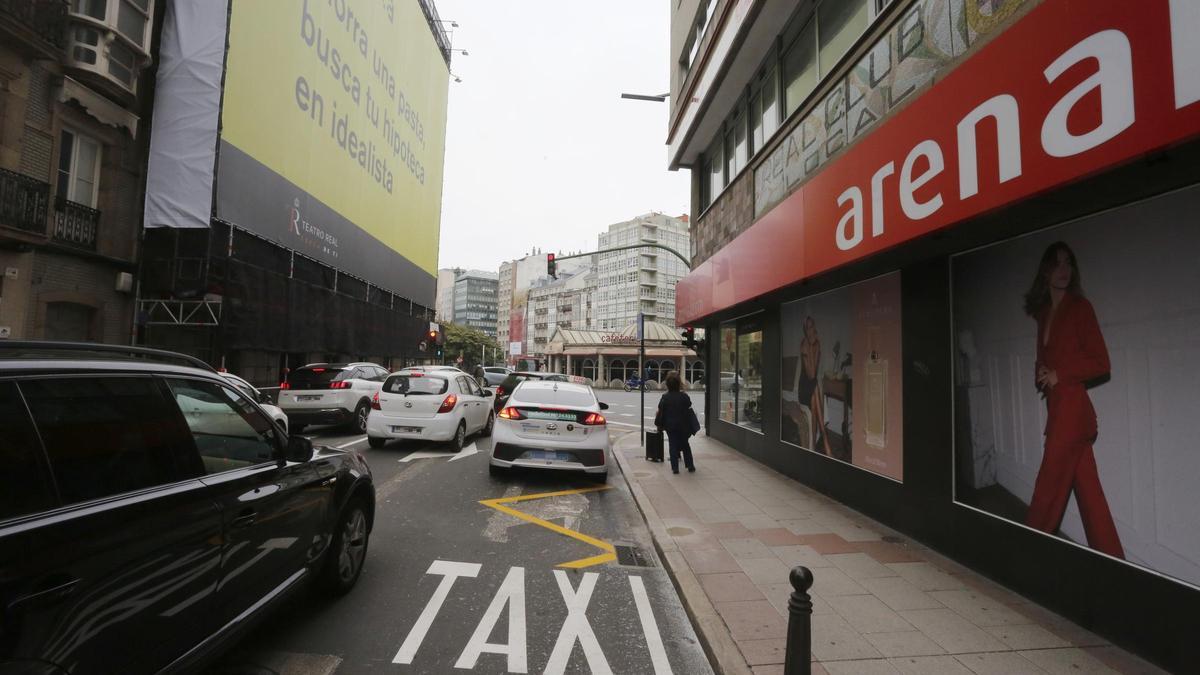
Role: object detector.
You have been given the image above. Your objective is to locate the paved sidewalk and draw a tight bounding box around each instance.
[611,433,1168,675]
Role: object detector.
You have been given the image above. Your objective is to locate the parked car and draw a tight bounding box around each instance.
[367,370,494,450]
[492,371,567,412]
[482,366,512,387]
[489,380,611,481]
[0,341,375,674]
[277,362,388,433]
[221,371,289,432]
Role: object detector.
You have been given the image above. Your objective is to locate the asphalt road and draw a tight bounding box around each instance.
[208,389,711,675]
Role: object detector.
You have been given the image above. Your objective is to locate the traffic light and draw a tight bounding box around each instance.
[547,253,557,279]
[681,326,696,349]
[436,345,444,359]
[428,329,438,343]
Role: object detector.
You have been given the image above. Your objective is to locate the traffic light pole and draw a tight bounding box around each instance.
[547,243,691,276]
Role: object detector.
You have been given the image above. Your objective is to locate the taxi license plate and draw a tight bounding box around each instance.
[529,450,570,461]
[296,395,321,401]
[392,426,421,433]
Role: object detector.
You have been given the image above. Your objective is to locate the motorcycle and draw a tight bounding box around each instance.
[623,376,645,392]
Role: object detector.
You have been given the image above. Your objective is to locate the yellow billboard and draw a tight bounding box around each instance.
[216,0,448,297]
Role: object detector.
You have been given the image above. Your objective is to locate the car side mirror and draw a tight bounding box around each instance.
[284,435,314,463]
[599,402,609,410]
[483,390,494,397]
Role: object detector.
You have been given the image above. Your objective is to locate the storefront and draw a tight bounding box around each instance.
[545,321,703,388]
[676,1,1200,669]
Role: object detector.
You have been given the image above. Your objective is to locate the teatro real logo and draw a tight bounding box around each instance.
[287,197,339,258]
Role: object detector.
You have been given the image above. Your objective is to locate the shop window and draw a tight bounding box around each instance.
[780,272,903,481]
[56,129,102,208]
[718,318,763,432]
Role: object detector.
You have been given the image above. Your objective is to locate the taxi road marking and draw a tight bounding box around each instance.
[479,485,616,569]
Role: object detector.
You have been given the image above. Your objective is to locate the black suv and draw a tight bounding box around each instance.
[0,343,375,674]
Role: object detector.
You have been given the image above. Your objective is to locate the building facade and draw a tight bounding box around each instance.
[434,267,457,322]
[450,269,498,337]
[0,0,156,345]
[526,267,596,360]
[670,0,1200,669]
[595,212,689,331]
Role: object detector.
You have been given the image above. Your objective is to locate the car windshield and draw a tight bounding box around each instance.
[514,387,596,407]
[384,375,448,395]
[288,367,347,389]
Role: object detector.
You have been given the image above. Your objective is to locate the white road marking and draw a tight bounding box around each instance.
[545,570,611,675]
[399,449,458,463]
[455,566,527,673]
[620,413,635,417]
[336,437,367,449]
[630,576,673,675]
[393,560,482,664]
[447,442,479,462]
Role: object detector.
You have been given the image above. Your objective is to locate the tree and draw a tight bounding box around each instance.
[443,322,504,369]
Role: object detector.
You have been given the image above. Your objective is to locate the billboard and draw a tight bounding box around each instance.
[952,185,1200,589]
[215,0,449,302]
[780,273,904,481]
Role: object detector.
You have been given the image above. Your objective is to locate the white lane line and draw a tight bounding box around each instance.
[620,413,635,417]
[336,437,367,449]
[393,560,481,664]
[455,566,527,672]
[630,576,673,675]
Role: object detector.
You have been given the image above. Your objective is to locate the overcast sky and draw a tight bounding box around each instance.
[433,0,691,273]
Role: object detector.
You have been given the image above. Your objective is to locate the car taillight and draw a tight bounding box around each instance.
[280,381,291,390]
[496,386,505,397]
[437,394,458,413]
[581,412,606,426]
[329,381,351,389]
[371,392,381,410]
[498,407,524,420]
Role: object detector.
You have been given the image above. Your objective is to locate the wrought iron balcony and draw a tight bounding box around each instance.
[0,168,50,235]
[0,0,68,57]
[54,196,100,250]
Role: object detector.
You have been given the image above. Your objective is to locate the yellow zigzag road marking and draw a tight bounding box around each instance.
[479,485,616,569]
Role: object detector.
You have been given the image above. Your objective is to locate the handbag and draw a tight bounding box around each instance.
[687,408,701,436]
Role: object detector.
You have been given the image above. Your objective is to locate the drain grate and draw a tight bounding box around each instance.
[614,544,655,568]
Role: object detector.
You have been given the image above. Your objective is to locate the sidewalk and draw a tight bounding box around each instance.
[611,433,1168,675]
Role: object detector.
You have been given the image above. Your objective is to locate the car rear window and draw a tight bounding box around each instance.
[383,375,448,395]
[288,367,347,389]
[514,387,596,407]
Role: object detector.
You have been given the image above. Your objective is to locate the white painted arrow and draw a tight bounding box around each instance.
[399,442,478,463]
[448,442,479,462]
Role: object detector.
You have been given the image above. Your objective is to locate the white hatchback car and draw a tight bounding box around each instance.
[366,371,494,450]
[489,380,611,482]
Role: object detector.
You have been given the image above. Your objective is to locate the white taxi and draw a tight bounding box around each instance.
[489,380,611,482]
[366,370,493,450]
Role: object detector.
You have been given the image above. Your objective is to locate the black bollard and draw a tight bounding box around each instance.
[784,565,814,675]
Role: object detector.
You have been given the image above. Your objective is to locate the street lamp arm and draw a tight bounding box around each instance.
[553,243,690,268]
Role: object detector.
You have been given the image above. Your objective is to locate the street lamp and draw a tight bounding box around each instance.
[434,19,459,28]
[450,48,469,56]
[620,92,670,102]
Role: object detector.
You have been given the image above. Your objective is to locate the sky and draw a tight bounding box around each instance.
[432,0,691,273]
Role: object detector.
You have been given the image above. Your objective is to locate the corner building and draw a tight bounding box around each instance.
[670,0,1200,669]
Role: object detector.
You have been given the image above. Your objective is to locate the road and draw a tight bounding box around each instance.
[208,389,710,675]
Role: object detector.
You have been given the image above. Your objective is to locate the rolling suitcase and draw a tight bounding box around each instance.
[645,430,664,462]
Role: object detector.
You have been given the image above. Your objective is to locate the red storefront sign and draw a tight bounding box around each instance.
[677,0,1200,325]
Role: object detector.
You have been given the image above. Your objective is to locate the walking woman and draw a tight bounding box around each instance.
[655,371,698,474]
[1023,241,1124,559]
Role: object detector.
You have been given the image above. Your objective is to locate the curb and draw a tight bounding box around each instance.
[612,432,753,675]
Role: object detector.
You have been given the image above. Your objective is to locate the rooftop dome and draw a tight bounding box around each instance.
[617,320,683,342]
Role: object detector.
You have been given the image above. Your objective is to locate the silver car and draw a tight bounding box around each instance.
[482,366,512,387]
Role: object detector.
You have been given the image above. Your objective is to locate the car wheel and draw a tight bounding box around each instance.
[489,463,506,478]
[351,401,370,434]
[481,413,494,437]
[291,423,307,434]
[320,497,370,595]
[367,436,386,449]
[451,421,466,452]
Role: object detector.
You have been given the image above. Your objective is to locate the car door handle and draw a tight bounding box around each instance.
[232,509,257,529]
[9,576,80,612]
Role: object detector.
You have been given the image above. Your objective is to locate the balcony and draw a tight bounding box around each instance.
[0,0,68,59]
[53,197,99,250]
[0,168,50,235]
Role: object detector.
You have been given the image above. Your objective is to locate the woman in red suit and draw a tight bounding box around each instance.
[1023,242,1123,559]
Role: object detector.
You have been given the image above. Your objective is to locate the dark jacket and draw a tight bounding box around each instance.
[656,390,694,436]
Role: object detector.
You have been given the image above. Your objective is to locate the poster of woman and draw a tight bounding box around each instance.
[952,185,1200,588]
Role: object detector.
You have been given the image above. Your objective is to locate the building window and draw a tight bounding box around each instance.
[67,0,154,93]
[783,17,818,117]
[819,0,869,74]
[57,129,102,208]
[681,0,719,76]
